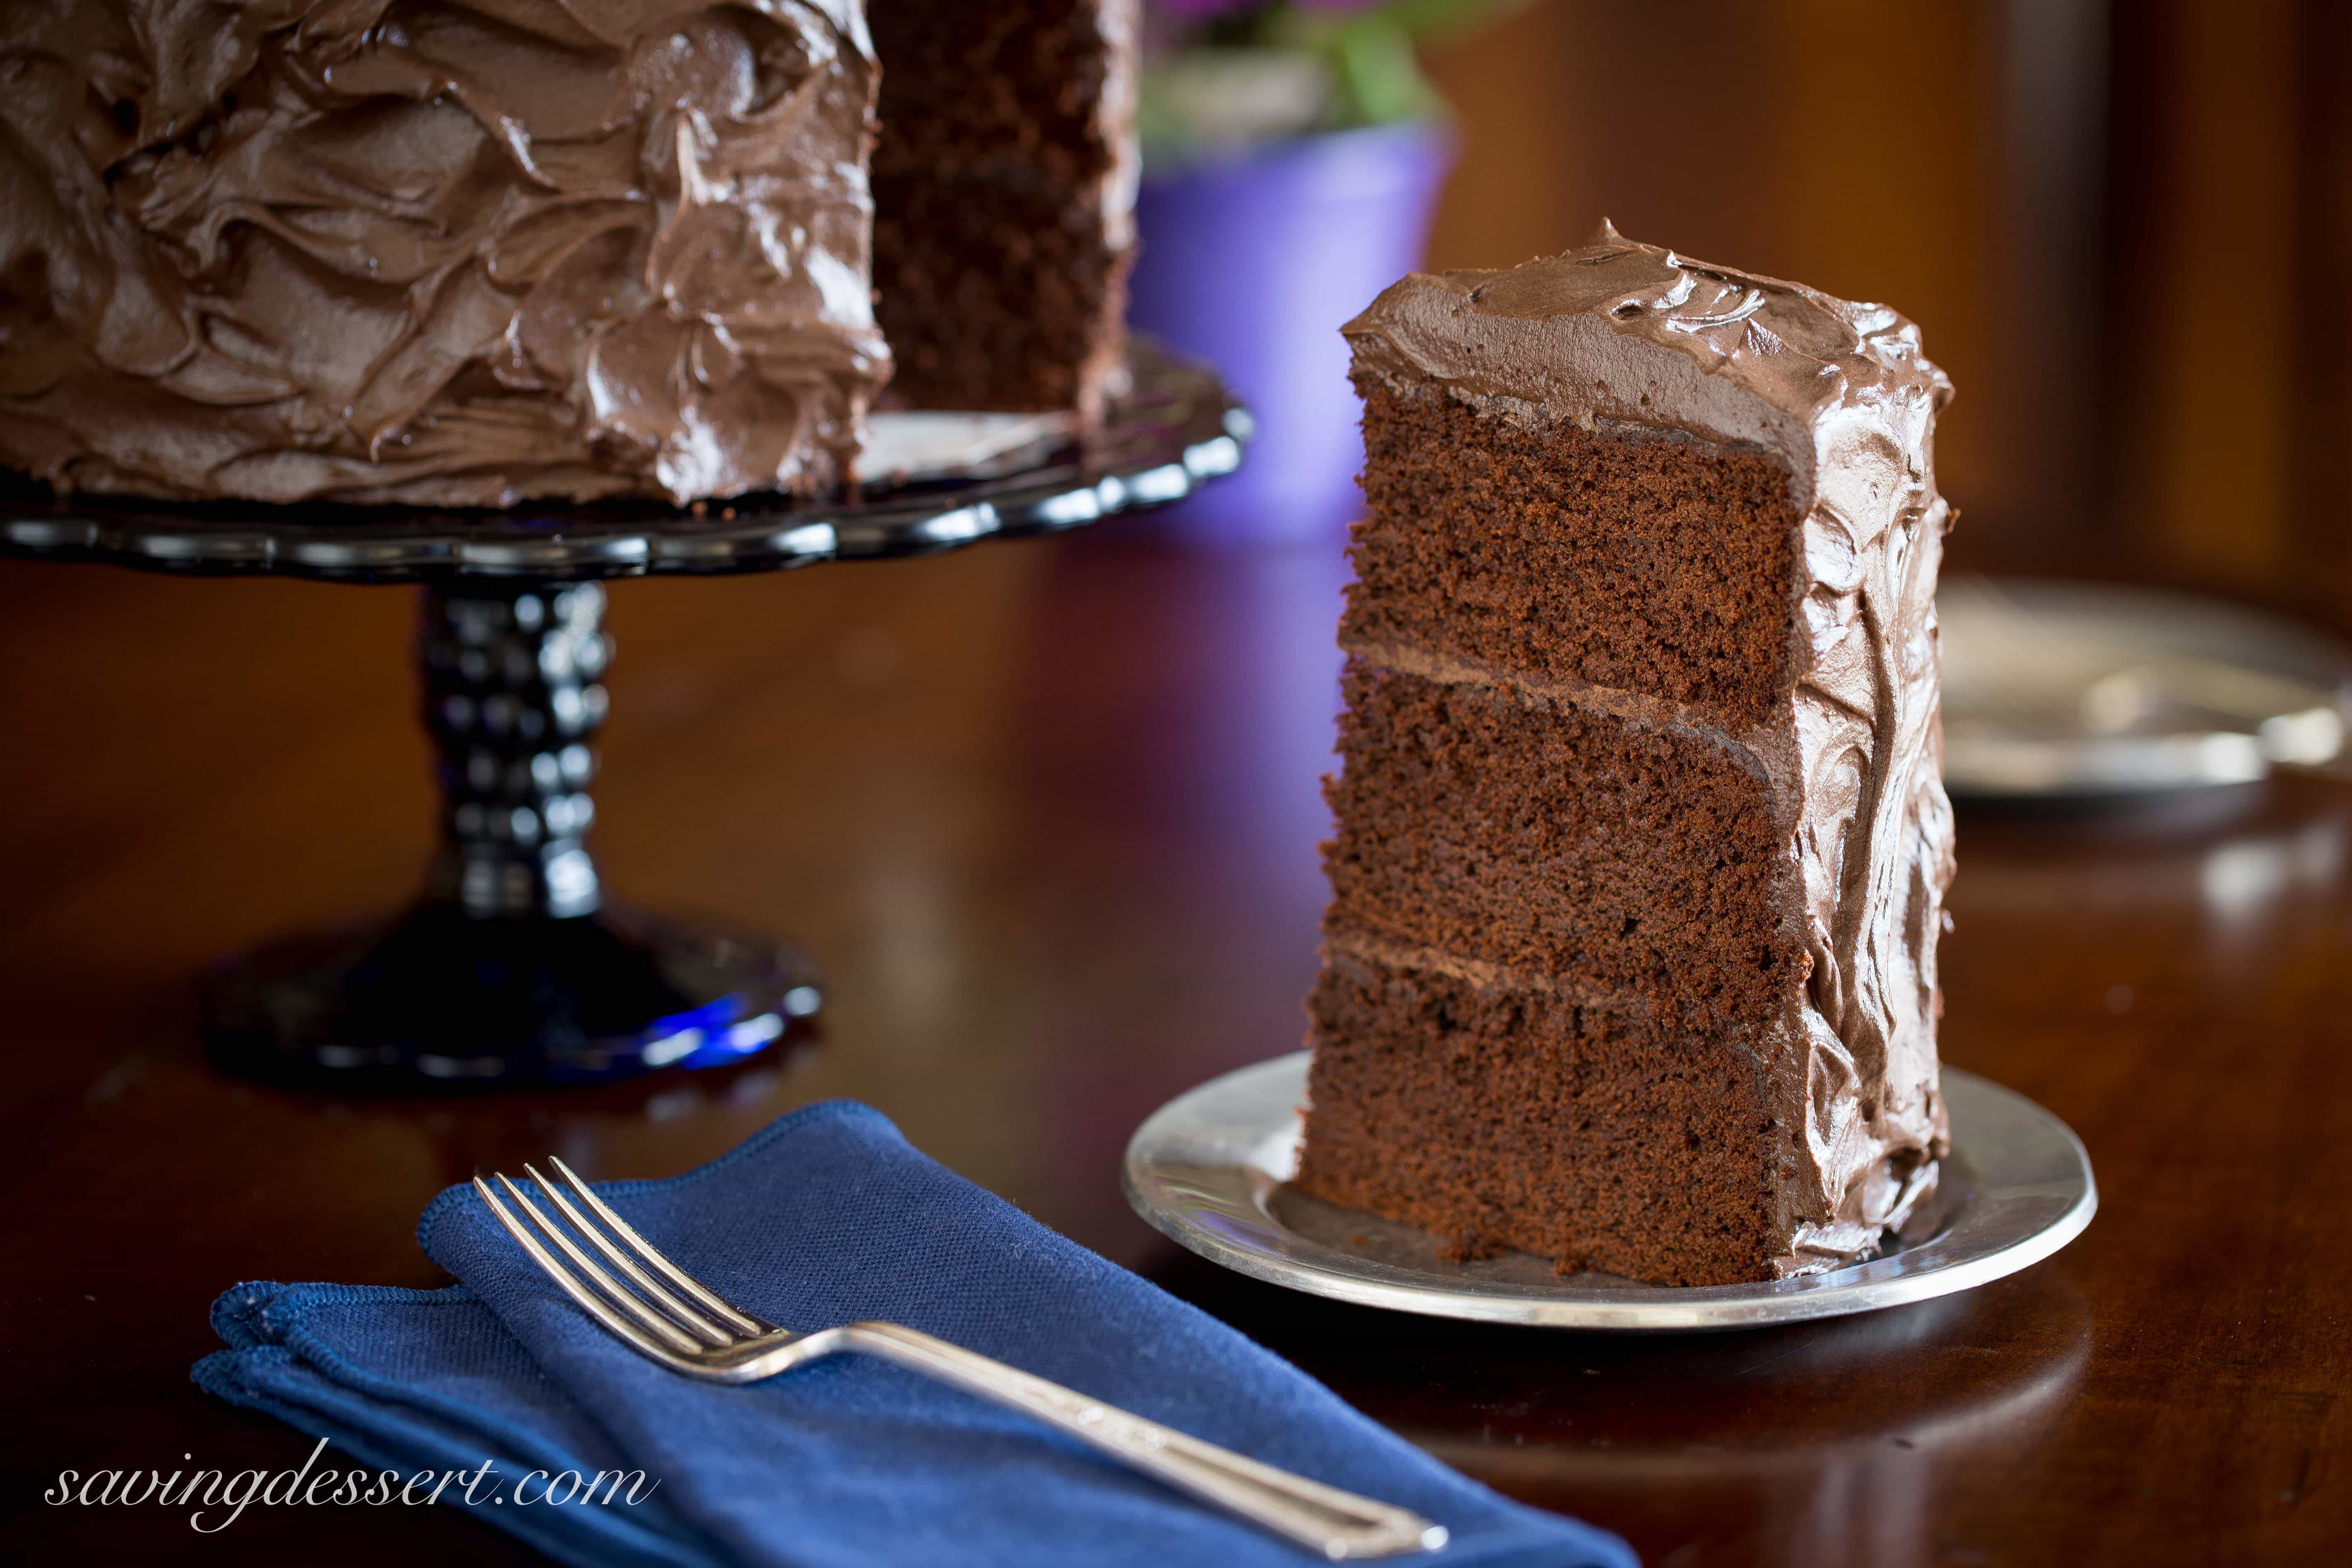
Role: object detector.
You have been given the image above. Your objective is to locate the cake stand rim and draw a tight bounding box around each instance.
[0,341,1245,584]
[1122,1051,2096,1333]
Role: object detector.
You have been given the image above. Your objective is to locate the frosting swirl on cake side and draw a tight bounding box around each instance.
[0,0,888,507]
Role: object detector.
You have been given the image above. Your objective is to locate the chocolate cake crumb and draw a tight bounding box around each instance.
[1347,383,1801,732]
[870,0,1135,418]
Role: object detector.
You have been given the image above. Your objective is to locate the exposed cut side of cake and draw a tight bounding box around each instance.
[1293,223,1956,1287]
[869,0,1136,419]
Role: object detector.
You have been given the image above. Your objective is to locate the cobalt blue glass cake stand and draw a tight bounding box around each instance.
[0,345,1246,1090]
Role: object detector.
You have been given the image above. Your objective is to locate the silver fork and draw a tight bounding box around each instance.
[472,1158,1446,1561]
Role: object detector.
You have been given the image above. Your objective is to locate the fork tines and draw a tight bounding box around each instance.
[474,1157,767,1360]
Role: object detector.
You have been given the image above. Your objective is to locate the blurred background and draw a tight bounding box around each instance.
[1137,0,2352,635]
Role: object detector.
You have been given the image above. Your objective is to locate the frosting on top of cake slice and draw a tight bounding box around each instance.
[1344,220,1951,494]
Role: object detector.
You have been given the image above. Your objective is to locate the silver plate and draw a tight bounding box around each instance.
[1939,576,2352,798]
[1124,1053,2096,1331]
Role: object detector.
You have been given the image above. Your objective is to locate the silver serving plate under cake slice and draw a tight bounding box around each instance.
[1124,1053,2094,1331]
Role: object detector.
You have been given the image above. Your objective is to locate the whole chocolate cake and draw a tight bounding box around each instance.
[1293,223,1956,1287]
[0,1,1134,508]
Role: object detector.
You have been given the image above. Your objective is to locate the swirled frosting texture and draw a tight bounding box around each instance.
[1345,223,1956,1273]
[0,0,887,507]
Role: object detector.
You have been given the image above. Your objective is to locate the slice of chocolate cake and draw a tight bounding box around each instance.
[1293,223,1956,1287]
[868,0,1136,418]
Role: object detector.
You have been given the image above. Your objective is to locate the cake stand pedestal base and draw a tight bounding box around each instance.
[201,901,818,1089]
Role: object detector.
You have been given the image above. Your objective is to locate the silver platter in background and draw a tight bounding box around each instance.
[1123,1052,2095,1332]
[1939,577,2352,799]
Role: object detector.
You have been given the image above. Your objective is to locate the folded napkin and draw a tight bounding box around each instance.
[197,1100,1636,1568]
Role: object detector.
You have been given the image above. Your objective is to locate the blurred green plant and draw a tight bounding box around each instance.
[1139,0,1529,161]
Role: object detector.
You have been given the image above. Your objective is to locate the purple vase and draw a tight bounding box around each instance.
[1127,121,1455,547]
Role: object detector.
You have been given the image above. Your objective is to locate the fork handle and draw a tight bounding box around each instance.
[827,1322,1445,1560]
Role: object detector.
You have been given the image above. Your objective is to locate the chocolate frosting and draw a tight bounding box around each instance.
[0,0,888,507]
[1343,222,1957,1273]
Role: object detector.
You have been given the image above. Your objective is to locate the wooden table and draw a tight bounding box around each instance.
[3,527,2346,1565]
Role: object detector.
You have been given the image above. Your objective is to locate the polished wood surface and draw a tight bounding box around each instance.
[3,530,2349,1566]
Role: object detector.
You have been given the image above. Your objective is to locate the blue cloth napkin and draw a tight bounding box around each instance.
[196,1099,1636,1568]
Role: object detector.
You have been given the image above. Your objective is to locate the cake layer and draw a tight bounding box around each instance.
[1345,382,1803,731]
[1295,943,1777,1287]
[870,0,1135,416]
[1323,657,1793,1036]
[0,0,889,507]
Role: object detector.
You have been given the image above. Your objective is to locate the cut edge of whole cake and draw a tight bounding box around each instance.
[1293,220,1957,1287]
[868,0,1139,420]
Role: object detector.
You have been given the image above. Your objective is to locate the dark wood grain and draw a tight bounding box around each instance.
[2,529,2347,1566]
